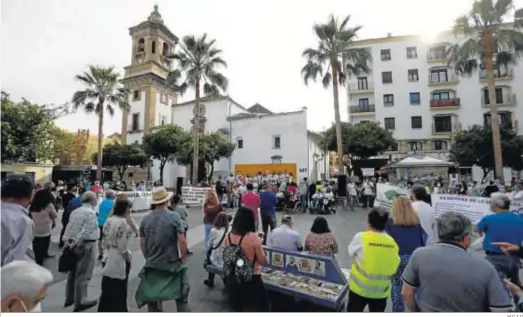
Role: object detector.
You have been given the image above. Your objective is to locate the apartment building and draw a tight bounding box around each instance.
[346,31,522,160]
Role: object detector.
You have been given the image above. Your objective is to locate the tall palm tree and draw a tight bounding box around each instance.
[167,34,228,185]
[447,0,523,182]
[72,65,129,181]
[301,15,371,173]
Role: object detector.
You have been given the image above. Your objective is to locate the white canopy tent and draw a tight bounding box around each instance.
[392,156,455,168]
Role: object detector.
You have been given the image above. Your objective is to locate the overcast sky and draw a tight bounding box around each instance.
[2,0,521,135]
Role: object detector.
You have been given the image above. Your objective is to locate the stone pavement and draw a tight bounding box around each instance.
[42,206,375,312]
[42,205,503,312]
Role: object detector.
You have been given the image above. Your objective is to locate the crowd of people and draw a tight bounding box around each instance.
[418,177,523,199]
[2,173,523,313]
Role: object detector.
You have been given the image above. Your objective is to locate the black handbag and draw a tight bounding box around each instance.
[203,230,227,268]
[58,247,78,273]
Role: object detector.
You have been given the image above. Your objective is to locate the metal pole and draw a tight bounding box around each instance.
[228,99,232,174]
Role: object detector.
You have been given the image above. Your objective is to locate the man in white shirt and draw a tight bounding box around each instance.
[323,188,335,213]
[411,186,436,245]
[347,181,358,210]
[62,191,100,311]
[511,181,523,202]
[238,184,247,195]
[311,190,322,209]
[362,180,374,208]
[268,215,303,251]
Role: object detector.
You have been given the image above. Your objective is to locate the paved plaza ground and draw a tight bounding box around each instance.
[41,205,494,312]
[42,206,373,312]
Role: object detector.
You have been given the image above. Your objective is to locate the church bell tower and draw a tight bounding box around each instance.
[120,5,178,145]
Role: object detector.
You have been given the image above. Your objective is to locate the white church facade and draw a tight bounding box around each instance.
[120,6,329,188]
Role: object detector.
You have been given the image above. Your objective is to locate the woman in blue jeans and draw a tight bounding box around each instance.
[385,196,427,312]
[203,190,224,250]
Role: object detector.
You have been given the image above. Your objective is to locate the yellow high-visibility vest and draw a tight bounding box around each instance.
[349,231,400,299]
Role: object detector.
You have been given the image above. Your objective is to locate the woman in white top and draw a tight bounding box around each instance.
[204,212,230,288]
[411,186,436,245]
[98,199,133,312]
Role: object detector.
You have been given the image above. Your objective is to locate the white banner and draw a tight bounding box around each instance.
[361,168,375,177]
[376,182,523,224]
[432,194,523,224]
[182,186,211,205]
[120,191,152,211]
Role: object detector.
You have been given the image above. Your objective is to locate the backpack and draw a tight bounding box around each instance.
[222,233,255,284]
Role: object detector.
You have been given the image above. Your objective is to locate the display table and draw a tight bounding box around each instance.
[262,246,349,311]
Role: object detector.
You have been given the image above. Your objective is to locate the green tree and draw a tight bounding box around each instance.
[142,125,192,184]
[1,92,57,163]
[176,131,235,180]
[92,143,148,180]
[167,34,229,185]
[301,15,371,172]
[450,125,523,177]
[72,65,130,181]
[319,121,395,160]
[52,128,77,165]
[447,0,523,182]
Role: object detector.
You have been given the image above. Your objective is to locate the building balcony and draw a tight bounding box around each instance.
[479,69,513,82]
[349,104,375,116]
[430,98,460,110]
[348,82,374,95]
[428,74,459,86]
[426,54,448,63]
[426,50,448,64]
[431,122,461,136]
[481,93,516,107]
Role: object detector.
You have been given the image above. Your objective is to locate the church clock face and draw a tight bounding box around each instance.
[193,104,206,117]
[136,54,144,64]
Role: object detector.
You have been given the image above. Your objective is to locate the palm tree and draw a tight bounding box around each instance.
[447,0,523,182]
[301,15,371,173]
[167,34,228,185]
[72,65,129,181]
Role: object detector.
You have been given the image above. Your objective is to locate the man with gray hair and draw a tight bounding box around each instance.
[267,215,303,251]
[476,193,523,294]
[62,191,99,312]
[1,260,53,312]
[401,211,513,312]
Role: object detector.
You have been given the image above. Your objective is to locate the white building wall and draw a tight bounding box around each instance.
[307,136,329,181]
[125,90,146,145]
[165,98,251,184]
[347,31,523,158]
[155,91,172,127]
[230,110,309,180]
[135,97,323,186]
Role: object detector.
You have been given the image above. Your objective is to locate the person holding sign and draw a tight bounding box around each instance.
[475,193,523,293]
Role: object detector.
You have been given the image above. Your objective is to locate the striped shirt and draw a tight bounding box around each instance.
[63,204,99,244]
[1,202,35,266]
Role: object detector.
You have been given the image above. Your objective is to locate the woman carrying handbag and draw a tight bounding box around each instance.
[203,212,230,287]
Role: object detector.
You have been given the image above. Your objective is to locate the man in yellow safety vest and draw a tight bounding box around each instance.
[347,206,400,312]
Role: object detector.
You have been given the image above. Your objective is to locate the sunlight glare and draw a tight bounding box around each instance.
[420,27,442,45]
